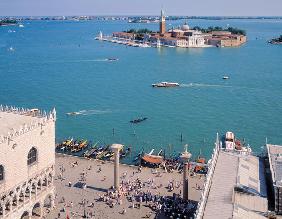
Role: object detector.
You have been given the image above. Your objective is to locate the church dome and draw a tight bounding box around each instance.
[181,22,190,31]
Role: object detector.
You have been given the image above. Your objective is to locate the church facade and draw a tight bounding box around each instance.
[0,106,56,219]
[149,10,207,48]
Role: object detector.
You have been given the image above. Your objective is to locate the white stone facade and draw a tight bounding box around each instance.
[0,106,56,219]
[176,35,205,48]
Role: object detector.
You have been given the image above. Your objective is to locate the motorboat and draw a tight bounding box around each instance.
[8,47,15,52]
[224,131,252,154]
[130,117,148,124]
[106,58,119,61]
[222,76,229,80]
[18,24,24,28]
[66,112,81,116]
[225,131,235,150]
[152,82,180,87]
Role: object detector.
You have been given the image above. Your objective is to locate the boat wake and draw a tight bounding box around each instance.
[66,109,112,116]
[180,83,232,88]
[40,59,117,63]
[54,59,115,63]
[11,59,118,64]
[78,109,112,115]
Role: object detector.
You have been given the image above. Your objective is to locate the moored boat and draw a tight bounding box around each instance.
[224,131,252,154]
[141,149,164,167]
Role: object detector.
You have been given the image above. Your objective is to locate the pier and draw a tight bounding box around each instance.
[195,135,268,219]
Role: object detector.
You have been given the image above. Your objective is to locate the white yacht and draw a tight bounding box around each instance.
[152,82,180,88]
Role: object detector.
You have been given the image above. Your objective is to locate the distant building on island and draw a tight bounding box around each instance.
[207,31,247,47]
[111,9,247,48]
[0,106,56,219]
[148,21,206,48]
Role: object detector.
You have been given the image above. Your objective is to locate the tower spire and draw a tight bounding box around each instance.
[159,8,166,35]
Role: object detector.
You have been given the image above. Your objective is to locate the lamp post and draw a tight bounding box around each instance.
[180,144,192,200]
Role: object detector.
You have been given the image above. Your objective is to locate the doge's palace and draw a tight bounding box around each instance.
[0,105,56,219]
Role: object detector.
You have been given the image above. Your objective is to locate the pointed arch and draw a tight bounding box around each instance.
[27,147,38,165]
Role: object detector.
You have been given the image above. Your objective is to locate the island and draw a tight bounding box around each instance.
[269,35,282,44]
[0,19,17,26]
[96,10,247,48]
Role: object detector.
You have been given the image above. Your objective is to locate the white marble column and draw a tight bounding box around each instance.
[111,144,123,190]
[180,144,191,201]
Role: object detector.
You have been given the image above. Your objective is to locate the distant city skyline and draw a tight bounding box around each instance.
[0,0,282,16]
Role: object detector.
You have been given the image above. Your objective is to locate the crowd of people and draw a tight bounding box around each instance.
[95,169,197,218]
[50,158,202,219]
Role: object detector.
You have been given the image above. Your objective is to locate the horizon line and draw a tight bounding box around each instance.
[1,15,282,18]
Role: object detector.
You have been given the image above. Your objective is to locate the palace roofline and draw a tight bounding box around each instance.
[0,105,56,144]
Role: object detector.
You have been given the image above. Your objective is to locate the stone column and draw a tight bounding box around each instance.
[183,163,189,200]
[111,144,123,190]
[180,144,192,201]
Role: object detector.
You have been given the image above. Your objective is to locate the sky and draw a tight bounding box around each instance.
[0,0,282,16]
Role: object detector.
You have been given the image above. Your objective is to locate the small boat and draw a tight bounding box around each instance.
[141,149,164,167]
[139,43,151,48]
[130,117,148,124]
[84,141,99,157]
[19,24,24,28]
[106,58,119,61]
[152,82,180,87]
[133,148,144,162]
[94,31,103,40]
[103,151,114,159]
[63,138,73,146]
[222,76,229,80]
[8,47,15,52]
[66,112,81,116]
[120,147,131,158]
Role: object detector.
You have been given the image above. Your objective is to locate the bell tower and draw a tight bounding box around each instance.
[160,9,166,35]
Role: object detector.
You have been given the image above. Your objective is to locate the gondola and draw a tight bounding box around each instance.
[130,117,148,124]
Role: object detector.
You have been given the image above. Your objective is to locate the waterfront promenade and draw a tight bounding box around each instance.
[44,154,204,219]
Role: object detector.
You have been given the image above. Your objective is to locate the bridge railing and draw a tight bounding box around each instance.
[194,134,220,219]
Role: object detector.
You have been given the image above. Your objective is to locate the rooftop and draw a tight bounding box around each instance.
[0,111,40,136]
[267,144,282,187]
[202,150,267,219]
[203,151,238,219]
[237,155,267,197]
[0,106,56,144]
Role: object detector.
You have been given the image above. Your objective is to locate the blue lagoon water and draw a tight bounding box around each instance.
[0,19,282,161]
